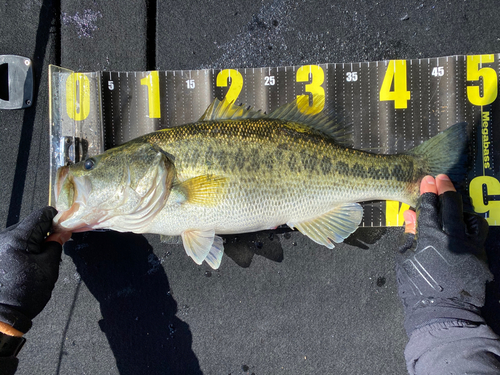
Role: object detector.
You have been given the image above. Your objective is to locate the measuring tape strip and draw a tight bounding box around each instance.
[48,54,500,227]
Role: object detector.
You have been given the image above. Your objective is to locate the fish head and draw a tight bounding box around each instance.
[53,141,176,233]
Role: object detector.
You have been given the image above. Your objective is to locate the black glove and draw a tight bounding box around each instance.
[0,207,63,333]
[396,191,492,336]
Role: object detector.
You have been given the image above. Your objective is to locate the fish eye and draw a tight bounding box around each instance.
[84,158,96,170]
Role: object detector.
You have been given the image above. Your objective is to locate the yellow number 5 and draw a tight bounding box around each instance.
[467,55,498,106]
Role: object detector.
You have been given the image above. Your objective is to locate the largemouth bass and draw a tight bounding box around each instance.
[53,96,467,269]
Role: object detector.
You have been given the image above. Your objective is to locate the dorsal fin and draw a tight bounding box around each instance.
[268,95,353,148]
[198,98,265,121]
[199,96,352,148]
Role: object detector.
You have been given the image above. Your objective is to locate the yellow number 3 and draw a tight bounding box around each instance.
[296,65,325,115]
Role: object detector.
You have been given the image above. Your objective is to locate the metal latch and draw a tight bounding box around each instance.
[0,55,33,109]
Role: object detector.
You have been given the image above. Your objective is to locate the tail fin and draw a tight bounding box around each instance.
[407,122,468,182]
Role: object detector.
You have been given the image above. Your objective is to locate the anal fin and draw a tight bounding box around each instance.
[181,229,224,269]
[287,203,363,248]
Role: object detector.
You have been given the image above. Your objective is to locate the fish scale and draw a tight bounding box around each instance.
[143,118,419,235]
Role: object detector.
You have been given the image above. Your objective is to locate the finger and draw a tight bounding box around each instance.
[463,213,489,254]
[18,207,58,254]
[416,192,440,229]
[46,231,72,245]
[420,175,438,195]
[404,210,416,235]
[15,207,57,235]
[439,191,465,236]
[37,241,63,288]
[435,174,456,194]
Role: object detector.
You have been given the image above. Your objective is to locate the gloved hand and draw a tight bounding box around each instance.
[0,207,71,334]
[397,175,492,336]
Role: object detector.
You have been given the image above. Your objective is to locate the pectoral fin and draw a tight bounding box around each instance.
[181,229,224,269]
[287,203,363,248]
[176,175,227,206]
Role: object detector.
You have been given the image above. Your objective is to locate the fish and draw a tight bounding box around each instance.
[53,96,468,269]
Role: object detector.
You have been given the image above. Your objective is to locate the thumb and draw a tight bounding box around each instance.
[45,231,72,245]
[404,210,416,235]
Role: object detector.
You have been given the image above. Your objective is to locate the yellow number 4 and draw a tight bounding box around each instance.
[380,60,411,109]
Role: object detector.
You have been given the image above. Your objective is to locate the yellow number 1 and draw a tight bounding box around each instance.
[140,71,161,118]
[380,60,411,109]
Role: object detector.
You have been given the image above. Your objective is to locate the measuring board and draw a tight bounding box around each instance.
[48,54,500,227]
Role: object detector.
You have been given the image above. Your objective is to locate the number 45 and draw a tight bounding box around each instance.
[431,67,444,77]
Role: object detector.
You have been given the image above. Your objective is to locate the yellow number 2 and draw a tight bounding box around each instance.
[140,71,161,118]
[216,69,243,104]
[66,73,90,121]
[296,65,325,115]
[380,60,411,109]
[466,55,498,106]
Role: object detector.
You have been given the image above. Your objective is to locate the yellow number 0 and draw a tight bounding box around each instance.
[66,73,90,121]
[380,60,411,109]
[140,71,161,118]
[216,69,243,104]
[296,65,325,115]
[466,55,498,106]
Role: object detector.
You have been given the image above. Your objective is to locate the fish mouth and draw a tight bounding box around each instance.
[53,166,93,232]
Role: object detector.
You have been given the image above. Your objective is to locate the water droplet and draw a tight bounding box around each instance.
[292,242,297,246]
[168,323,176,338]
[242,365,250,372]
[166,290,172,296]
[376,277,386,287]
[205,271,212,277]
[166,251,172,256]
[284,233,291,239]
[0,269,6,275]
[255,241,263,249]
